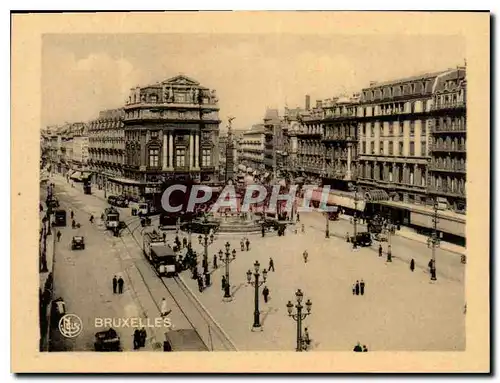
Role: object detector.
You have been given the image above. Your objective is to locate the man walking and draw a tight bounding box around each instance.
[268,257,275,272]
[160,297,171,317]
[240,238,245,251]
[213,254,218,269]
[410,259,415,272]
[245,238,250,251]
[387,245,392,262]
[360,279,365,296]
[117,276,124,294]
[355,280,360,296]
[303,250,308,263]
[262,286,270,303]
[112,275,117,294]
[56,230,61,242]
[378,244,383,257]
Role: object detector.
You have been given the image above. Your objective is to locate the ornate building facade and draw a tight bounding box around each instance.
[321,95,360,190]
[428,68,467,213]
[356,71,449,206]
[122,75,221,199]
[239,125,265,173]
[87,108,126,196]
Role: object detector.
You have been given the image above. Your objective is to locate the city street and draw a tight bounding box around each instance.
[46,174,465,352]
[47,175,235,351]
[179,214,465,351]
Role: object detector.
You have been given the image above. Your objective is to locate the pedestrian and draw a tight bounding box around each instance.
[89,215,94,224]
[268,257,275,272]
[301,224,305,233]
[355,280,360,295]
[410,258,415,272]
[378,244,383,257]
[70,210,74,219]
[117,276,124,294]
[245,238,250,251]
[346,232,350,242]
[360,279,365,295]
[56,230,61,242]
[182,237,187,248]
[160,297,171,317]
[362,345,368,352]
[262,286,270,303]
[112,275,117,294]
[240,239,245,251]
[296,213,300,222]
[428,259,434,272]
[204,271,211,287]
[221,275,227,291]
[352,284,356,295]
[261,227,265,237]
[303,327,311,349]
[213,254,218,269]
[197,275,204,292]
[303,250,308,263]
[387,245,392,262]
[140,327,147,348]
[163,232,166,243]
[353,342,363,352]
[133,329,141,350]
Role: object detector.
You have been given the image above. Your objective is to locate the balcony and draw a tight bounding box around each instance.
[428,165,466,174]
[432,101,466,111]
[431,145,466,153]
[428,186,466,198]
[322,135,356,143]
[296,130,323,138]
[432,127,467,134]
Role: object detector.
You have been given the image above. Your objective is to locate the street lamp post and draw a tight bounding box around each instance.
[286,289,312,351]
[348,182,359,249]
[220,241,236,301]
[198,234,209,275]
[246,260,268,331]
[325,212,330,238]
[429,198,440,281]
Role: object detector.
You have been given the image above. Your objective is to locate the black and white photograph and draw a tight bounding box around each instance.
[11,11,490,373]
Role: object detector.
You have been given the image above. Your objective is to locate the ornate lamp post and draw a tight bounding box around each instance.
[348,182,359,249]
[286,289,312,351]
[428,198,440,281]
[220,241,236,301]
[246,260,268,331]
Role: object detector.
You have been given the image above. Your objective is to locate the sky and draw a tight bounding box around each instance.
[42,33,465,131]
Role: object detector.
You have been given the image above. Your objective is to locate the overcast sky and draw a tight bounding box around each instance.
[42,33,465,131]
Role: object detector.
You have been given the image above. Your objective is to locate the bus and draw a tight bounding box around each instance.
[143,231,178,277]
[103,207,120,230]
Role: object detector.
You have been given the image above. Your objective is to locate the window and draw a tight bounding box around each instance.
[389,123,393,136]
[370,125,374,136]
[362,141,366,154]
[421,141,426,156]
[409,123,415,137]
[202,149,211,166]
[410,171,414,185]
[409,141,415,156]
[370,141,375,154]
[388,142,393,155]
[150,130,159,139]
[148,148,159,167]
[176,148,186,167]
[398,142,404,156]
[379,141,384,154]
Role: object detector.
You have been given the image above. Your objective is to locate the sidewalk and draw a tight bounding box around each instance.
[172,226,465,351]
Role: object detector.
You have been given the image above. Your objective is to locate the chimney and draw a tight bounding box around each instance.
[305,95,311,111]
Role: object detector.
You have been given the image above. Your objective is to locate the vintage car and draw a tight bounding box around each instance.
[94,328,121,351]
[71,236,85,250]
[350,232,373,247]
[373,232,388,242]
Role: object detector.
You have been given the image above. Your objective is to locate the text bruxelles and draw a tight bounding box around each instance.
[95,317,172,328]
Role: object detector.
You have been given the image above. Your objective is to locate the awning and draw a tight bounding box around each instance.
[364,189,389,202]
[307,188,366,212]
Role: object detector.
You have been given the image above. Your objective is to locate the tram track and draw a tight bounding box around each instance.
[115,215,238,351]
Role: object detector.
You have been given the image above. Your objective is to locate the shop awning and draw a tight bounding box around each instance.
[307,188,366,212]
[364,189,389,202]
